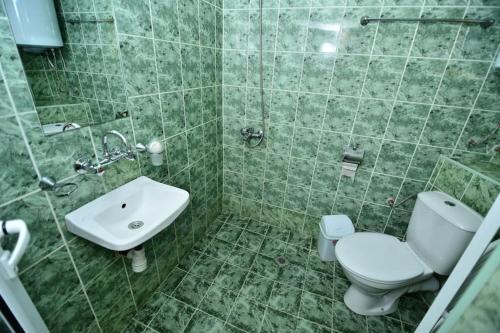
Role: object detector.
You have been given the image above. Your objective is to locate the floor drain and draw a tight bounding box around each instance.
[274,255,288,267]
[128,221,144,230]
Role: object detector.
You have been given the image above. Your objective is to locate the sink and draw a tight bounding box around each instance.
[65,176,189,251]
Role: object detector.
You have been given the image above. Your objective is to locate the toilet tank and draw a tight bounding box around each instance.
[406,192,482,275]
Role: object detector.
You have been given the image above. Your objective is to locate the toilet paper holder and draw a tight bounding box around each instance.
[341,145,364,180]
[343,144,364,164]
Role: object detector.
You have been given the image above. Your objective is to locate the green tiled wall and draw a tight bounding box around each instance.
[221,0,500,238]
[428,156,499,217]
[0,0,222,332]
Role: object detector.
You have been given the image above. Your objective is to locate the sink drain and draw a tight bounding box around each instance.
[274,255,288,267]
[128,221,144,230]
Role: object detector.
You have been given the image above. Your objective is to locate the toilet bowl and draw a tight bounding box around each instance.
[336,232,439,315]
[335,191,482,316]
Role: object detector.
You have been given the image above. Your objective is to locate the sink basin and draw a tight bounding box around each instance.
[65,176,189,251]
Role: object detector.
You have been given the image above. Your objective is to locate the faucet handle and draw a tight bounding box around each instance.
[74,158,92,174]
[135,143,147,152]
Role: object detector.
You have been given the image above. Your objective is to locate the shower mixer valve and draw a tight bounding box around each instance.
[240,127,263,142]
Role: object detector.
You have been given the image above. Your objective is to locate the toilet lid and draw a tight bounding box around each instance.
[336,232,424,284]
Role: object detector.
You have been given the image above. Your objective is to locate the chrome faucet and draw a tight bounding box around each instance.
[74,130,142,175]
[102,130,135,161]
[240,127,263,142]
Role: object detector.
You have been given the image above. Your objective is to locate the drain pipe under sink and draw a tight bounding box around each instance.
[126,245,147,273]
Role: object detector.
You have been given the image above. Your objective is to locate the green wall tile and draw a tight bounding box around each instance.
[411,7,465,59]
[436,61,490,108]
[330,55,369,96]
[462,176,500,216]
[224,9,249,49]
[375,141,416,177]
[119,35,158,96]
[420,106,470,147]
[151,0,180,42]
[276,9,309,52]
[434,160,474,198]
[300,53,335,94]
[178,0,200,44]
[156,40,183,92]
[398,58,447,104]
[20,249,81,321]
[357,203,391,232]
[0,116,38,204]
[1,192,62,270]
[373,6,420,56]
[129,94,164,143]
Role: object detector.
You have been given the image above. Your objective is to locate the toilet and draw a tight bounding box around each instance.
[335,191,483,316]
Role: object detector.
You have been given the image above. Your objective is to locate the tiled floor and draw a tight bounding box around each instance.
[124,215,429,333]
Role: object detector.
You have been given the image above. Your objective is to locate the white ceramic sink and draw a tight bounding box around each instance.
[65,176,189,251]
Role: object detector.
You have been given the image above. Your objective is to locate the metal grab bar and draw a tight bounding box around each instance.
[360,16,495,29]
[66,18,114,24]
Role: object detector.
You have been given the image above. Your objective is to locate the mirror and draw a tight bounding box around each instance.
[451,155,500,183]
[15,11,128,136]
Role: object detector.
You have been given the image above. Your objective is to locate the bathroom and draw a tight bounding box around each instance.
[0,0,499,332]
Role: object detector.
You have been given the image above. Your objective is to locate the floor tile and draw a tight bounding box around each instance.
[296,318,332,333]
[333,262,347,279]
[226,215,251,229]
[205,239,234,260]
[366,315,404,333]
[184,310,226,333]
[193,235,216,253]
[245,220,270,235]
[148,296,195,333]
[227,245,257,268]
[224,323,247,333]
[206,219,225,236]
[259,237,287,257]
[288,233,313,249]
[402,321,417,333]
[260,308,298,333]
[199,285,238,321]
[172,273,211,307]
[177,250,203,271]
[133,292,165,325]
[398,295,429,325]
[304,269,334,298]
[158,267,187,295]
[213,263,249,291]
[251,254,281,280]
[285,244,309,265]
[333,277,349,302]
[237,230,265,251]
[216,223,244,243]
[266,226,290,242]
[269,282,302,315]
[122,319,148,333]
[189,254,224,280]
[227,295,266,333]
[332,301,368,333]
[277,262,306,288]
[307,250,334,274]
[239,272,275,304]
[299,291,333,328]
[125,214,431,333]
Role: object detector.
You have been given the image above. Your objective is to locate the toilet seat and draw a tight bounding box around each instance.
[336,232,424,285]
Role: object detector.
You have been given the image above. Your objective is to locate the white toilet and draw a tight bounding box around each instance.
[335,191,483,316]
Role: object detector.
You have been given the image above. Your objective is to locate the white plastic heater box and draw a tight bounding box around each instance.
[3,0,63,51]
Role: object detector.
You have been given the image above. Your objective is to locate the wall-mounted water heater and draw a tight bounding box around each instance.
[3,0,63,53]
